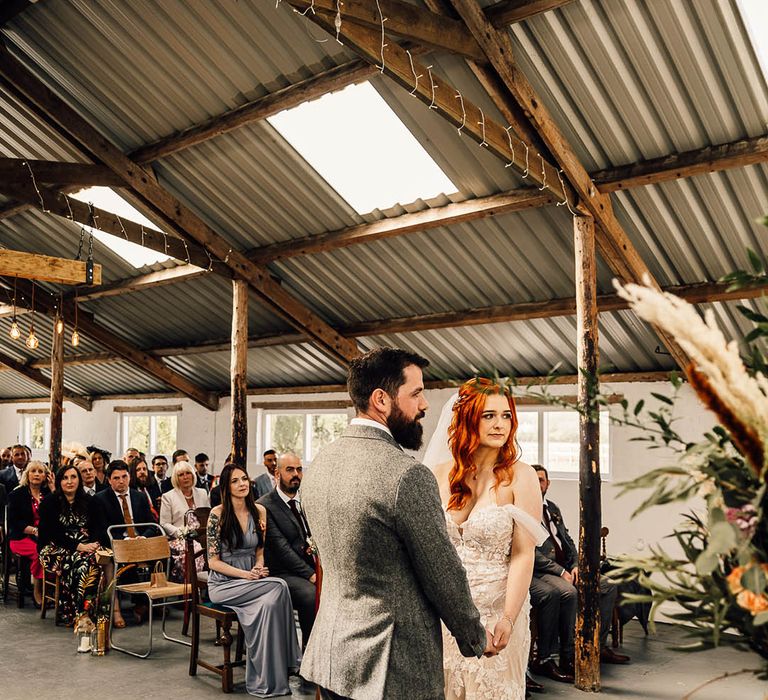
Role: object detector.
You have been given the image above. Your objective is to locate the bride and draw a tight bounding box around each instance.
[424,378,547,700]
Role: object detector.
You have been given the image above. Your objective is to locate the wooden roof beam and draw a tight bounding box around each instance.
[65,265,207,302]
[287,0,486,61]
[446,0,688,368]
[0,43,358,365]
[0,158,125,187]
[485,0,576,27]
[593,134,768,193]
[0,348,92,410]
[5,277,219,411]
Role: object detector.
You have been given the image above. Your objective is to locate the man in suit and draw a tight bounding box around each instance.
[193,452,214,492]
[0,444,29,492]
[258,452,317,651]
[77,459,108,497]
[151,454,169,482]
[301,347,494,700]
[529,465,628,684]
[0,446,11,470]
[89,460,156,547]
[253,449,277,498]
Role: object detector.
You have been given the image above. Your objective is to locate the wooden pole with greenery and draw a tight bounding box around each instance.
[574,214,602,690]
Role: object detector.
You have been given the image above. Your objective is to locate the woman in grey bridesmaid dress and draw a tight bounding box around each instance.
[207,464,301,697]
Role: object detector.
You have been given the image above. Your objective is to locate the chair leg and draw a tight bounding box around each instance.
[53,575,61,626]
[214,619,222,646]
[40,571,48,619]
[611,606,620,648]
[188,608,200,677]
[219,619,234,693]
[235,624,244,662]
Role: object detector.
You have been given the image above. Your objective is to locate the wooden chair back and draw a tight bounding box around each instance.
[108,523,169,564]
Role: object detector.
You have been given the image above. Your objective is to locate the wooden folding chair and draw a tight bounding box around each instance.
[39,566,61,623]
[107,522,191,658]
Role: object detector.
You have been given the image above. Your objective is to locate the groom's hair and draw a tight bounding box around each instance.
[533,464,549,480]
[348,347,429,412]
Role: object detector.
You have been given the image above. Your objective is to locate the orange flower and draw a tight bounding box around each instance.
[728,563,768,615]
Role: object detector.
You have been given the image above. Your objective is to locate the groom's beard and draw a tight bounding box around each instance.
[387,402,426,450]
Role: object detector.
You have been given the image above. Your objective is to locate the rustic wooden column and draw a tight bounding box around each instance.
[574,214,602,691]
[230,280,248,467]
[49,314,64,471]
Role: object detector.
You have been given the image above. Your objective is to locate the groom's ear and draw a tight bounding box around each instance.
[371,388,391,412]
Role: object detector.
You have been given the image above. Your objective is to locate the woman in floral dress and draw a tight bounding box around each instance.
[38,465,101,625]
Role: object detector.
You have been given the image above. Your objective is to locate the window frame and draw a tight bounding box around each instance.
[119,411,179,458]
[19,413,50,460]
[516,405,611,481]
[260,408,350,464]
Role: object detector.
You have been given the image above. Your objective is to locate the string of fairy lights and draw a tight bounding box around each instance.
[282,0,579,215]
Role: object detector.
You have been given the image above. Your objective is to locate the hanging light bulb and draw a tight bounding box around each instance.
[71,329,80,347]
[56,316,64,334]
[26,323,39,350]
[9,319,21,340]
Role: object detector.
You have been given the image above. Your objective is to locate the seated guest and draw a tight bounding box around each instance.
[194,452,213,492]
[77,459,107,497]
[0,446,10,469]
[123,447,141,466]
[8,460,51,606]
[207,463,301,696]
[529,464,628,684]
[151,454,169,483]
[161,449,191,493]
[38,465,101,626]
[0,444,30,492]
[159,461,209,581]
[89,460,155,627]
[86,446,111,487]
[131,457,161,522]
[257,452,317,650]
[253,449,277,499]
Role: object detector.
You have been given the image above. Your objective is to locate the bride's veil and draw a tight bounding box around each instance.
[421,393,458,471]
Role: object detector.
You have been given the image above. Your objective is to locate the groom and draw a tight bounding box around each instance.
[301,348,494,699]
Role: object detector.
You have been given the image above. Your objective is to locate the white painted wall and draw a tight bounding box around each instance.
[0,381,711,558]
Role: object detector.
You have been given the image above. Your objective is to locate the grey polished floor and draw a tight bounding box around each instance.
[0,599,765,699]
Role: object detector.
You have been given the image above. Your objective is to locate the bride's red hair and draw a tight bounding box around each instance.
[447,377,520,512]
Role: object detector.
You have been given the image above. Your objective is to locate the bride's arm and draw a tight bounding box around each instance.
[494,463,542,651]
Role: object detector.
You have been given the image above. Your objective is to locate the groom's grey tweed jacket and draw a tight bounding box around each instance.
[300,424,486,700]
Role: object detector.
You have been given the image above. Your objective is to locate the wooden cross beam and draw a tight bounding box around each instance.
[0,42,359,366]
[0,157,124,187]
[485,0,576,27]
[0,348,92,410]
[0,248,102,285]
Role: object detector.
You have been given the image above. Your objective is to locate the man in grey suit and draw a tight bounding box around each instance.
[301,347,494,700]
[253,449,277,498]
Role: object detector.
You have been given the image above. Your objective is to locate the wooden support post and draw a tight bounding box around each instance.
[230,280,248,468]
[49,316,64,470]
[573,215,601,691]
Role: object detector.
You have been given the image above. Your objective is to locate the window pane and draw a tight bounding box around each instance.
[516,412,539,464]
[154,415,177,456]
[270,415,305,459]
[30,417,45,450]
[127,416,150,454]
[544,411,610,475]
[311,414,348,460]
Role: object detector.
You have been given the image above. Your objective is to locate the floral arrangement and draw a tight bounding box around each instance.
[593,258,768,679]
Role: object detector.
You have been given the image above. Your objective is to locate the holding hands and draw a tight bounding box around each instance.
[244,565,269,580]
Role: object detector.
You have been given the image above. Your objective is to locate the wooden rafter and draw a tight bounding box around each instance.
[0,348,92,410]
[4,277,219,410]
[485,0,576,27]
[5,278,756,368]
[129,59,376,164]
[249,187,555,263]
[0,158,124,187]
[287,0,485,60]
[0,43,358,365]
[593,134,768,193]
[445,0,689,367]
[66,265,207,302]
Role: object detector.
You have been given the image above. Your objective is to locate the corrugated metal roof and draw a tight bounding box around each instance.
[0,0,766,399]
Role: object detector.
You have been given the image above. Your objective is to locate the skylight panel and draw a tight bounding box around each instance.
[268,82,459,215]
[739,0,768,80]
[70,187,172,268]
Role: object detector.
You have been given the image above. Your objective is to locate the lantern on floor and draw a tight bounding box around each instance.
[73,613,95,653]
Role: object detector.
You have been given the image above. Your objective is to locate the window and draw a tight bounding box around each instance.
[71,187,173,268]
[739,0,768,79]
[516,409,610,478]
[121,413,177,457]
[20,414,50,459]
[268,82,458,215]
[263,411,349,463]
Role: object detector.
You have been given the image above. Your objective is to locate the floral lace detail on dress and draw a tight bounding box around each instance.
[443,505,530,700]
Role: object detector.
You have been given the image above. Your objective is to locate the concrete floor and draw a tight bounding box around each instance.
[1,600,765,699]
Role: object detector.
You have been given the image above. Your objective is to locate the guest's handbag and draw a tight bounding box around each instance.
[95,548,113,566]
[149,561,168,588]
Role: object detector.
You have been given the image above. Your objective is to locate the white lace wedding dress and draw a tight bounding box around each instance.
[442,504,534,700]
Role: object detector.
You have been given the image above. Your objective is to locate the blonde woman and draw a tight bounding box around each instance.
[8,461,52,606]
